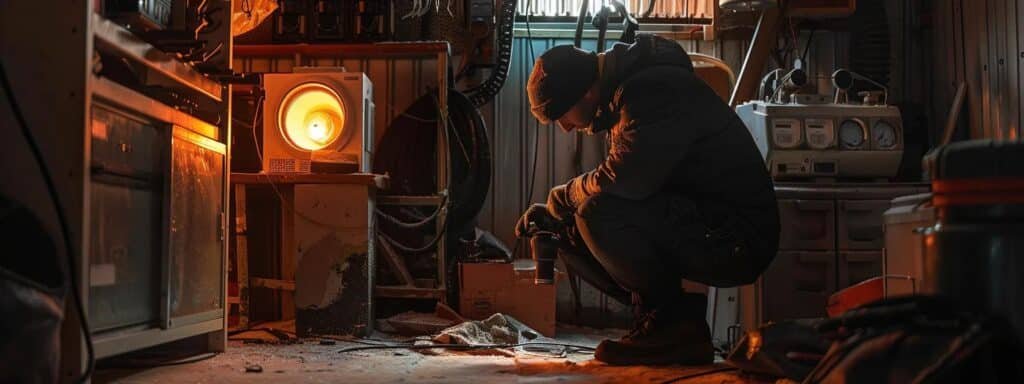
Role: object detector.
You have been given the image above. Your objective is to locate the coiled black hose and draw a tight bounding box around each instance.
[464,0,518,107]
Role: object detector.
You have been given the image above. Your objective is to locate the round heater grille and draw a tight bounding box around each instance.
[278,82,347,151]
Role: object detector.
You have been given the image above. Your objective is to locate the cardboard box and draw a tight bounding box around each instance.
[459,261,556,337]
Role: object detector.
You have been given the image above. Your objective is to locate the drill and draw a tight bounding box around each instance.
[526,222,560,285]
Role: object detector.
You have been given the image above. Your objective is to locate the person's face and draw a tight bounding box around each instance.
[555,86,600,133]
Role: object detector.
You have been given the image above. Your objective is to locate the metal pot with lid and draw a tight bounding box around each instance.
[922,139,1024,340]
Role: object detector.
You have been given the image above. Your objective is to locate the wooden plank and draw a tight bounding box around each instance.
[233,184,250,330]
[375,286,446,299]
[232,172,389,189]
[436,51,449,303]
[235,42,451,59]
[252,277,297,291]
[376,234,416,286]
[279,186,296,320]
[377,195,445,206]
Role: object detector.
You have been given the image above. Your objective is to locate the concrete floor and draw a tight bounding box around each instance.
[93,327,765,384]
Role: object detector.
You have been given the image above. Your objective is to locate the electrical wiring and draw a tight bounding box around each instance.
[758,68,784,101]
[801,27,816,64]
[1,61,95,384]
[378,224,447,254]
[463,0,518,107]
[336,341,596,354]
[643,0,658,18]
[99,352,217,369]
[372,91,453,253]
[510,1,541,259]
[659,367,738,384]
[374,195,448,229]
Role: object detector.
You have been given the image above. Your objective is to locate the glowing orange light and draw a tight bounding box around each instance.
[278,83,345,151]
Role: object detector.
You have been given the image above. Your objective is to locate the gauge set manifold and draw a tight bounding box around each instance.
[735,67,904,180]
[736,98,903,180]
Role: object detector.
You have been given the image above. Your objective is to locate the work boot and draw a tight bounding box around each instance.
[594,293,714,366]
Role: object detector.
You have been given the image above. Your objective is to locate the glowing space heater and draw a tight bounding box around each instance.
[263,69,374,173]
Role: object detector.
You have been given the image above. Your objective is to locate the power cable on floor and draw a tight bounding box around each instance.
[336,341,596,354]
[99,352,217,369]
[1,60,95,384]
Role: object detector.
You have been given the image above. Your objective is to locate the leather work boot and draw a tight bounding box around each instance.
[594,293,714,366]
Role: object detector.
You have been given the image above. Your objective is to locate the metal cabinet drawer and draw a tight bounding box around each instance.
[777,199,835,250]
[88,182,161,331]
[837,200,890,250]
[91,105,163,178]
[840,251,883,289]
[762,251,836,322]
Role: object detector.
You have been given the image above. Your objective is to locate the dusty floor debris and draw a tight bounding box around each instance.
[93,326,767,383]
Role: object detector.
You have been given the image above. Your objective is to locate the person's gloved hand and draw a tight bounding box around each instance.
[514,204,562,238]
[546,184,576,221]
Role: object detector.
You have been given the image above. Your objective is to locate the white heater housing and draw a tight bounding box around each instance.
[263,69,374,173]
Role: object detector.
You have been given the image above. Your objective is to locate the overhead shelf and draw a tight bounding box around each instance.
[92,13,222,102]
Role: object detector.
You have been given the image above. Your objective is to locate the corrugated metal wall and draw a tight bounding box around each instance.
[928,0,1022,141]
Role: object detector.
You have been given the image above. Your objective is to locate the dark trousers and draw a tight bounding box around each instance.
[558,192,770,309]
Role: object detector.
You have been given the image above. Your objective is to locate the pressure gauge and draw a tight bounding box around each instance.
[770,118,803,149]
[839,118,867,149]
[804,118,835,149]
[872,120,899,149]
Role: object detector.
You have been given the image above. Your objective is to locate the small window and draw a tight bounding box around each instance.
[516,0,716,24]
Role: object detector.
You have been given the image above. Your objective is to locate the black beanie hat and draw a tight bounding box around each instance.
[527,45,598,124]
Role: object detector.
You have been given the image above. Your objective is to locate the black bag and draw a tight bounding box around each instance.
[805,296,1024,383]
[0,197,67,384]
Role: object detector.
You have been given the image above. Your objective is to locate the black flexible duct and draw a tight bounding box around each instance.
[611,1,639,44]
[464,0,517,107]
[372,88,491,251]
[445,89,492,233]
[574,0,590,48]
[643,0,658,18]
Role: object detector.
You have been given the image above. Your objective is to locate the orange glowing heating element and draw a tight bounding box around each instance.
[278,83,346,151]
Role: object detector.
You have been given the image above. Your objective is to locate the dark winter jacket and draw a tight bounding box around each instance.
[564,34,780,261]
